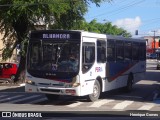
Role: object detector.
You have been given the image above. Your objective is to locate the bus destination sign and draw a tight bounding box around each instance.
[30,30,81,40]
[42,33,70,39]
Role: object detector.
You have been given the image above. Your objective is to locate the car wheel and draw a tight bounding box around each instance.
[10,75,15,81]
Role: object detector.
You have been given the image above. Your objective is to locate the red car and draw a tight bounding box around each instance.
[0,63,18,83]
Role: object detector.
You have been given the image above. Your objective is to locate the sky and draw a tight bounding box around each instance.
[84,0,160,37]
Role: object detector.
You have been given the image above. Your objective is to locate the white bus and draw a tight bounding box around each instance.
[25,30,146,102]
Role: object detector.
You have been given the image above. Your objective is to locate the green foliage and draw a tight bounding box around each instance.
[0,0,83,59]
[84,0,112,6]
[0,0,112,82]
[78,19,132,37]
[0,0,110,59]
[0,0,129,61]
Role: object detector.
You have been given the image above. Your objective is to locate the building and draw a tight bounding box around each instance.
[144,36,160,53]
[0,23,47,63]
[0,33,18,63]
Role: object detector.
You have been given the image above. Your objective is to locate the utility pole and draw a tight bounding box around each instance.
[151,30,157,53]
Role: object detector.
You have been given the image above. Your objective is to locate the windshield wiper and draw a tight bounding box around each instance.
[56,41,68,64]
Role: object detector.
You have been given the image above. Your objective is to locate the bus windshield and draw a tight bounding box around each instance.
[27,40,80,77]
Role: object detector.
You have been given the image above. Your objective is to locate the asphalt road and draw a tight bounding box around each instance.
[0,59,160,120]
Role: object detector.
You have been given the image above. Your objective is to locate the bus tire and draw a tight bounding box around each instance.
[87,80,101,102]
[125,74,133,92]
[45,94,60,101]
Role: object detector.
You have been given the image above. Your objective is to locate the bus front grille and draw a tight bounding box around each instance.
[40,88,60,93]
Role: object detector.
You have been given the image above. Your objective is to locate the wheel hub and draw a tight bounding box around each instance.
[93,85,98,97]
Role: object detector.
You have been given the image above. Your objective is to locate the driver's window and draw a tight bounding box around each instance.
[82,42,95,73]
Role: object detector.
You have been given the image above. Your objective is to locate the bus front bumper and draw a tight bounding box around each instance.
[25,83,80,96]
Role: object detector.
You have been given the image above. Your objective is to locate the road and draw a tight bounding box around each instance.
[0,60,160,119]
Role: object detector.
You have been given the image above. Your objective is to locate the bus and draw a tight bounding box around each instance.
[25,30,146,102]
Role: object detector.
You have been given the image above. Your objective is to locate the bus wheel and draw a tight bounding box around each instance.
[125,75,133,92]
[45,94,60,101]
[87,80,101,102]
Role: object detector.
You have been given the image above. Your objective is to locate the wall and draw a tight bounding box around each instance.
[0,33,18,63]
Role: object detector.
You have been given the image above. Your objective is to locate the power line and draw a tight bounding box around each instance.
[105,0,145,17]
[85,0,127,19]
[86,0,145,20]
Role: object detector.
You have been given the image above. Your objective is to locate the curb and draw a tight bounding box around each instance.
[19,83,25,87]
[0,83,25,87]
[0,83,25,91]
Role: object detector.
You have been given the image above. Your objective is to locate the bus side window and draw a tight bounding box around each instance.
[139,43,146,60]
[97,40,106,63]
[116,40,124,61]
[132,42,139,61]
[107,40,115,62]
[124,42,132,61]
[82,42,95,73]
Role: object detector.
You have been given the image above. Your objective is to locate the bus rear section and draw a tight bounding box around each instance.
[104,36,146,93]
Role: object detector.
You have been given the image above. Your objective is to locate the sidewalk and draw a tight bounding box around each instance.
[0,83,25,91]
[147,59,157,62]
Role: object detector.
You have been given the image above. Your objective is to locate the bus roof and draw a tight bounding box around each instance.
[30,30,145,42]
[106,34,145,43]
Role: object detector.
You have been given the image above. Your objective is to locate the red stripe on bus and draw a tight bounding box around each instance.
[110,63,136,81]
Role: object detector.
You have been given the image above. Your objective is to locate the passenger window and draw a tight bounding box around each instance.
[97,40,106,63]
[139,43,146,60]
[132,42,139,61]
[4,64,10,69]
[124,42,132,61]
[116,41,124,61]
[107,40,115,62]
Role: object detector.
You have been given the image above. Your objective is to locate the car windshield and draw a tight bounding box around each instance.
[27,40,80,73]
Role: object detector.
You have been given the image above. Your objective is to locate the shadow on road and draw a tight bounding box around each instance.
[0,69,160,106]
[0,86,25,92]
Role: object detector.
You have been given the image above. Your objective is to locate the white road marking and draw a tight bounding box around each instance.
[7,95,41,103]
[0,95,7,98]
[138,104,155,110]
[0,95,23,102]
[67,102,83,107]
[89,99,114,107]
[112,100,134,110]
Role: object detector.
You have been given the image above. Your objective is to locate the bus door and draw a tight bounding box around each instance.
[81,37,96,95]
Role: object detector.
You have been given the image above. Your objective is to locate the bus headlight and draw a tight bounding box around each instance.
[71,76,80,87]
[65,83,80,88]
[72,83,80,87]
[25,80,35,85]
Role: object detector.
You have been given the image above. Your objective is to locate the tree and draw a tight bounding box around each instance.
[79,19,131,37]
[0,0,111,83]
